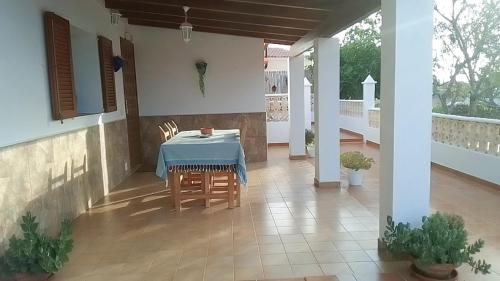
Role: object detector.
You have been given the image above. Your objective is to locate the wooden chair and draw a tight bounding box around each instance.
[165,121,178,136]
[209,171,241,208]
[158,124,171,143]
[169,120,179,134]
[160,123,205,210]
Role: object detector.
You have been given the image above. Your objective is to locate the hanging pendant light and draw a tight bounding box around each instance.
[180,6,193,42]
[110,9,122,26]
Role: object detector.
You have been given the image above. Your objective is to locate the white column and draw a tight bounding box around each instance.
[314,38,340,187]
[289,55,306,158]
[379,0,434,235]
[304,78,312,130]
[362,75,377,139]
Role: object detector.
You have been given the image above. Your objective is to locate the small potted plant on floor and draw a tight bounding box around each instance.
[0,212,73,281]
[305,129,314,152]
[340,151,374,186]
[383,213,491,281]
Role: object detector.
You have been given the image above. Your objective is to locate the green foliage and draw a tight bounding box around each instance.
[0,212,73,277]
[340,151,374,171]
[383,213,491,274]
[434,0,500,118]
[340,12,381,100]
[305,129,314,146]
[195,60,207,97]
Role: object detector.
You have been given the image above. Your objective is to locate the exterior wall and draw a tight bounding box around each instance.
[267,122,290,144]
[340,102,500,186]
[140,113,267,171]
[130,25,265,116]
[0,1,131,251]
[0,0,127,148]
[0,119,130,252]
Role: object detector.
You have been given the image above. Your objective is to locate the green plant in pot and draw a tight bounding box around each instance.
[0,212,73,281]
[340,151,374,186]
[383,213,491,281]
[305,129,314,152]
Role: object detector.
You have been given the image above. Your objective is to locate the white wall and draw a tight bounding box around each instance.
[432,142,500,185]
[0,0,126,148]
[267,122,290,144]
[130,26,265,116]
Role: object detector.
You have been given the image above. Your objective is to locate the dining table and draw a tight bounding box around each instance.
[156,129,247,211]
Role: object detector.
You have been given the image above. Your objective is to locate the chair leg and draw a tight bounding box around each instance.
[236,181,241,207]
[228,172,234,209]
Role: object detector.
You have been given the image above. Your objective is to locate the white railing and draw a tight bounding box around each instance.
[340,100,363,118]
[432,113,500,156]
[368,108,380,128]
[266,94,289,122]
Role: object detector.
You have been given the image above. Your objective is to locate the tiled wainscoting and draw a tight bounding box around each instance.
[140,112,267,171]
[0,119,131,251]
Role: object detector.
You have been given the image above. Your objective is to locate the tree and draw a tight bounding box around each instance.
[434,0,500,116]
[340,13,381,99]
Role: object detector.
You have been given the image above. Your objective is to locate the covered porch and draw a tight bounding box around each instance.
[1,0,499,281]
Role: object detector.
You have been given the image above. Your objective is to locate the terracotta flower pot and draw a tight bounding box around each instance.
[411,263,458,281]
[200,127,214,135]
[15,273,52,281]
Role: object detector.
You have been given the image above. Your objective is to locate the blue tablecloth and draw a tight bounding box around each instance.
[156,129,247,185]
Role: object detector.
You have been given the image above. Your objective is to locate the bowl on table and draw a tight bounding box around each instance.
[200,127,214,136]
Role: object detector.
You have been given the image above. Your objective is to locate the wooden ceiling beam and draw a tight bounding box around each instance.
[128,18,302,42]
[121,11,309,37]
[226,0,337,11]
[110,2,318,30]
[290,0,380,56]
[107,0,329,21]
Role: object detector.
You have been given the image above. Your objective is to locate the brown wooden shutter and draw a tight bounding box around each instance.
[44,12,77,120]
[98,36,117,112]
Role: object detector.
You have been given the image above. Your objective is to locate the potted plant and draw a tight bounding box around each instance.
[0,212,73,281]
[340,151,374,186]
[383,213,491,281]
[305,129,314,152]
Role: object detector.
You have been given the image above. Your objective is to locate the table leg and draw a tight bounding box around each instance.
[173,171,181,213]
[228,172,234,209]
[204,172,210,208]
[236,181,241,207]
[168,172,175,208]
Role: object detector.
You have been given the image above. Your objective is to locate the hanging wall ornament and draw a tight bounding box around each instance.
[195,60,207,97]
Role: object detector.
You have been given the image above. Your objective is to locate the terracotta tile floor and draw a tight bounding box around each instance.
[54,145,500,281]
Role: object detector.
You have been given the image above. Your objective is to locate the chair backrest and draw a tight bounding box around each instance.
[170,120,179,132]
[167,121,179,135]
[158,124,171,143]
[163,122,174,136]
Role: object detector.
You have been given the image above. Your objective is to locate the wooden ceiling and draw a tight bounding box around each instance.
[105,0,380,46]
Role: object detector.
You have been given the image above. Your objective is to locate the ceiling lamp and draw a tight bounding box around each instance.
[180,6,193,42]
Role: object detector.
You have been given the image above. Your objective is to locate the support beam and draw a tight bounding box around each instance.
[313,38,340,188]
[379,0,433,235]
[289,54,306,159]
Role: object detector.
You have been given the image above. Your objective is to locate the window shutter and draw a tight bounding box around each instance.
[44,12,77,120]
[98,36,117,112]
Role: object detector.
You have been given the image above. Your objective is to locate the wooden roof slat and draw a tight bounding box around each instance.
[110,2,318,30]
[225,0,337,11]
[108,0,330,21]
[122,11,309,37]
[128,18,301,42]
